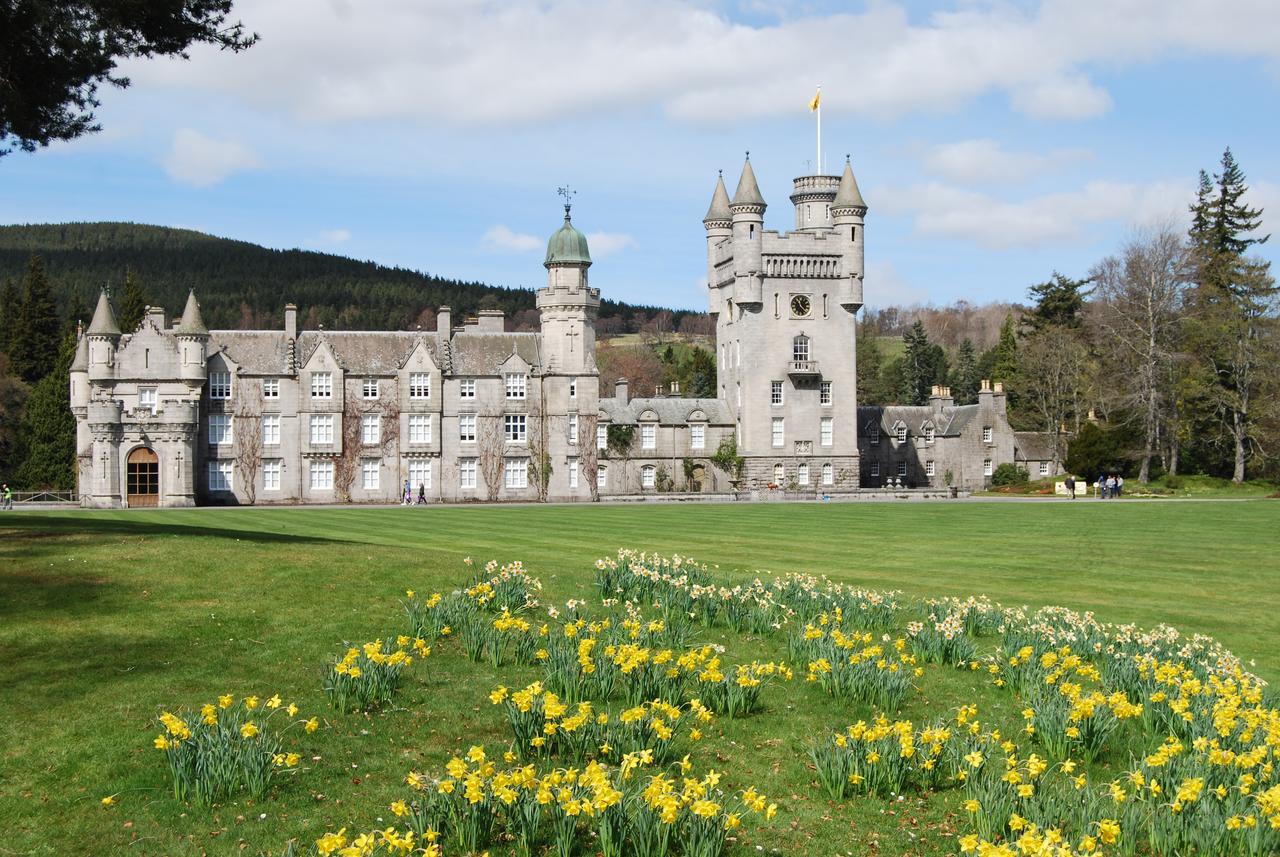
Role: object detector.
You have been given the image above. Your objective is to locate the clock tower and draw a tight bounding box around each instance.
[704,154,866,490]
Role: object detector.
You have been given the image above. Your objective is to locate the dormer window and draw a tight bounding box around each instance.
[869,425,880,445]
[505,373,526,400]
[208,371,231,399]
[924,425,935,444]
[895,425,907,444]
[311,371,332,398]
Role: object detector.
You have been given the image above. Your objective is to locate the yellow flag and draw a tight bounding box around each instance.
[809,88,821,111]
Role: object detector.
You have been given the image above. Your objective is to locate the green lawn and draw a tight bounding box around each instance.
[1,500,1277,856]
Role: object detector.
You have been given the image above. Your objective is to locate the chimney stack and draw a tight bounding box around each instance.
[284,304,298,339]
[437,306,452,335]
[145,306,166,329]
[615,378,629,404]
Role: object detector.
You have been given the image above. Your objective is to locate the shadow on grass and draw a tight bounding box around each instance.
[0,631,177,708]
[0,514,346,547]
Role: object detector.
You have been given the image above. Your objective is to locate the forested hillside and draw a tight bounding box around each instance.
[0,222,693,332]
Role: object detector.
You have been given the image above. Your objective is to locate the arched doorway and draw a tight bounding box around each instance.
[126,447,160,507]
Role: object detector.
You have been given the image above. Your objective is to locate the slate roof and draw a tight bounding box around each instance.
[858,403,979,437]
[449,333,541,375]
[599,397,729,425]
[210,332,295,374]
[1013,431,1057,461]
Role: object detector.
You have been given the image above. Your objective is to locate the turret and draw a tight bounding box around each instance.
[86,289,121,382]
[789,174,838,231]
[70,327,90,410]
[729,154,765,306]
[538,203,601,374]
[831,156,868,311]
[175,290,210,384]
[702,172,732,315]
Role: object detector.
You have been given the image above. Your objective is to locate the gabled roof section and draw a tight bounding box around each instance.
[450,333,541,376]
[598,397,730,426]
[1014,431,1057,461]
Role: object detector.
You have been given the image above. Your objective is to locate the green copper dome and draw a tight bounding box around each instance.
[544,208,592,268]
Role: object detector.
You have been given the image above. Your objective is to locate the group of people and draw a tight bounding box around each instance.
[401,480,428,505]
[1096,474,1124,499]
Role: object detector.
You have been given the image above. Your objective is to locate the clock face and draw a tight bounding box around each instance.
[790,294,812,318]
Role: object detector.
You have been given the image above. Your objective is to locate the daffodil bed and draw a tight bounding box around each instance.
[144,551,1279,857]
[4,501,1279,857]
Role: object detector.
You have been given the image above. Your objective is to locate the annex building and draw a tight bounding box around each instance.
[71,155,1058,507]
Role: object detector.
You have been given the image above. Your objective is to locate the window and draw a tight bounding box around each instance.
[361,413,380,445]
[262,378,279,399]
[505,414,527,443]
[459,458,477,489]
[361,459,380,490]
[139,387,157,414]
[409,414,432,444]
[820,417,833,447]
[597,425,607,450]
[568,413,579,445]
[870,462,880,477]
[820,381,832,405]
[568,458,579,489]
[597,464,607,489]
[822,462,834,485]
[209,371,231,399]
[569,378,577,399]
[869,425,880,445]
[208,460,233,491]
[983,425,993,444]
[771,380,784,406]
[409,459,431,491]
[504,458,528,489]
[263,459,281,491]
[1039,461,1050,476]
[641,423,656,450]
[409,373,430,399]
[771,417,784,448]
[309,414,334,445]
[641,465,656,489]
[798,463,810,485]
[792,335,810,363]
[311,371,332,398]
[983,459,993,477]
[926,460,936,478]
[459,413,476,443]
[505,373,526,400]
[690,424,705,450]
[363,378,379,399]
[310,459,334,490]
[459,378,476,399]
[897,461,907,478]
[773,463,784,484]
[925,425,936,444]
[262,414,280,446]
[895,425,908,444]
[208,414,232,445]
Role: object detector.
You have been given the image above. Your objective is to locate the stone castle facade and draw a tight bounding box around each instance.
[71,154,1057,507]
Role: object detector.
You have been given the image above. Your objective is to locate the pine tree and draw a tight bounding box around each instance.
[1024,272,1091,333]
[63,289,88,338]
[954,338,979,404]
[10,255,62,383]
[899,320,933,406]
[856,325,888,404]
[0,277,18,355]
[13,331,77,489]
[990,314,1019,385]
[116,268,147,332]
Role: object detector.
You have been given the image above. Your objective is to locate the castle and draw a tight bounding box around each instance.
[70,155,1056,507]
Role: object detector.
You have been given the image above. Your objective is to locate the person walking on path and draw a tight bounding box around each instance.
[417,483,426,505]
[1,483,11,510]
[1116,475,1124,498]
[1065,475,1076,499]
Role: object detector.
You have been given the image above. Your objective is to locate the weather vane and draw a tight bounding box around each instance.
[557,185,577,217]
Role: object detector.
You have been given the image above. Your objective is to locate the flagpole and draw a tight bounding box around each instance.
[816,84,822,174]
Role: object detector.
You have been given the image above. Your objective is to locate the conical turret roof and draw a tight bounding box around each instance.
[730,156,765,208]
[176,289,209,336]
[703,173,731,224]
[832,157,867,210]
[70,332,89,372]
[87,289,121,336]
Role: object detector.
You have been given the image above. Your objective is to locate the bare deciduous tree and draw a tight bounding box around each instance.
[477,411,505,501]
[233,399,262,505]
[579,411,600,502]
[526,394,552,502]
[1015,328,1092,465]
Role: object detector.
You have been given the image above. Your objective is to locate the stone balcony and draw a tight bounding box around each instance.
[788,360,820,377]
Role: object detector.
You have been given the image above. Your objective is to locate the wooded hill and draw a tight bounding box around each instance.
[0,222,694,332]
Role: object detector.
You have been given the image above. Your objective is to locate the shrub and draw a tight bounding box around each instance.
[990,463,1029,486]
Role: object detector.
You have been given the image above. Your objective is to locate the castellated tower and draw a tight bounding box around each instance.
[704,154,867,490]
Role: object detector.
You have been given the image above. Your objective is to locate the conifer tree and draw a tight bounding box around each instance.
[855,324,888,404]
[899,320,933,405]
[116,268,147,332]
[1024,272,1091,333]
[990,314,1019,385]
[10,255,61,382]
[13,330,77,489]
[0,277,18,355]
[954,338,979,404]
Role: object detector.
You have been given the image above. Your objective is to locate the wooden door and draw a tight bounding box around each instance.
[126,448,160,507]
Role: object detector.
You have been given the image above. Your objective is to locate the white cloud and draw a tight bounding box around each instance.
[482,225,542,253]
[127,1,1280,127]
[865,259,928,307]
[317,228,352,244]
[879,179,1193,248]
[163,128,261,187]
[921,139,1090,186]
[586,232,637,258]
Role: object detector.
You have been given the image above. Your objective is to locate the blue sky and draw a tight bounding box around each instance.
[3,0,1278,312]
